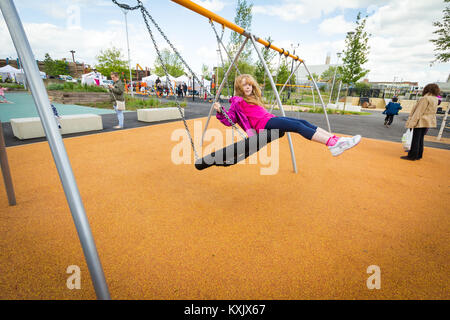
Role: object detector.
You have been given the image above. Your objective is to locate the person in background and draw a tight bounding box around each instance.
[0,86,8,103]
[382,96,402,127]
[402,83,441,161]
[109,72,125,129]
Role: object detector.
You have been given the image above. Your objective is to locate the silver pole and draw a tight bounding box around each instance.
[335,80,342,105]
[0,0,110,300]
[303,62,331,133]
[251,35,298,174]
[201,38,249,146]
[123,9,134,97]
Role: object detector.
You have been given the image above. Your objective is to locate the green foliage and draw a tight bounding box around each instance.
[43,53,69,77]
[217,60,255,96]
[431,0,450,63]
[201,64,211,81]
[254,36,277,85]
[95,47,128,80]
[276,63,292,87]
[338,13,371,85]
[320,66,343,83]
[153,48,185,77]
[0,83,24,89]
[353,82,371,95]
[229,0,253,61]
[306,72,319,82]
[47,83,107,92]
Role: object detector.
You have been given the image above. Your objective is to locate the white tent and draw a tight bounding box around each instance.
[141,74,159,85]
[160,75,176,83]
[81,71,106,86]
[0,65,21,74]
[175,75,189,84]
[0,65,22,82]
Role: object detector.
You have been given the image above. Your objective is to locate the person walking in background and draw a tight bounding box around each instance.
[382,96,402,127]
[402,83,441,161]
[0,86,8,103]
[49,96,62,129]
[183,82,187,97]
[109,72,125,129]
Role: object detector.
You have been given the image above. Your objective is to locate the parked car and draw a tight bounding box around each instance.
[58,75,77,83]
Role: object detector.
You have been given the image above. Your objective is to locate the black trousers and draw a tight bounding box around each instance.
[408,128,428,159]
[384,114,394,125]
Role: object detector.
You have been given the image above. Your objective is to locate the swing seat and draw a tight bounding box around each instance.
[195,129,285,170]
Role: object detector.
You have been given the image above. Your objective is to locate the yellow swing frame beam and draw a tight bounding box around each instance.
[171,0,304,63]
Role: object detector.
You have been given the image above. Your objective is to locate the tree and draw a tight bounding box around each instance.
[95,47,128,80]
[307,72,319,82]
[43,53,69,77]
[320,66,343,83]
[153,48,185,77]
[431,0,450,63]
[254,36,277,87]
[338,12,371,110]
[201,64,211,81]
[338,13,371,86]
[228,0,253,61]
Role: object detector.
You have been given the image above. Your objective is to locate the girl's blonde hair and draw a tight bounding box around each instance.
[234,74,265,107]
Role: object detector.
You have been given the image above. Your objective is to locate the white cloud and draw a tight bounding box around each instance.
[191,0,226,12]
[253,0,390,23]
[318,15,355,35]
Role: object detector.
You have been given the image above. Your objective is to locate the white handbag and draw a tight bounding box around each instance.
[402,129,413,151]
[110,87,126,111]
[116,100,126,111]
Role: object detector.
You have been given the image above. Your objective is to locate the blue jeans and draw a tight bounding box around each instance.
[265,116,318,140]
[114,105,124,128]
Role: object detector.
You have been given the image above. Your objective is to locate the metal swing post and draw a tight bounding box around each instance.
[302,62,332,133]
[0,0,110,300]
[269,61,302,113]
[251,35,298,174]
[201,38,249,147]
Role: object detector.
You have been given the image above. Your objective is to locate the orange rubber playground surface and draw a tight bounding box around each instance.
[0,118,449,300]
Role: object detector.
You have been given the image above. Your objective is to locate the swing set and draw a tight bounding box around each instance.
[0,0,333,299]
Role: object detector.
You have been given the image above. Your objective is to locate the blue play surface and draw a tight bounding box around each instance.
[0,92,116,122]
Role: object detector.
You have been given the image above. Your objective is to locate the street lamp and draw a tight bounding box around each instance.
[120,6,134,97]
[289,43,299,100]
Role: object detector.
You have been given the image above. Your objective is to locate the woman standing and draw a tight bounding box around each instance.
[109,72,125,129]
[402,83,441,161]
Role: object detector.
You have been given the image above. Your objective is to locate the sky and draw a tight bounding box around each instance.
[0,0,448,86]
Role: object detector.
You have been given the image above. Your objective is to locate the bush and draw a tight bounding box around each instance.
[47,83,64,90]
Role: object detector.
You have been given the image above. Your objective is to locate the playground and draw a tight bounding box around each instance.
[0,0,449,302]
[1,117,449,299]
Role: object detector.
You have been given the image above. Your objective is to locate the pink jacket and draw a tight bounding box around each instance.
[216,96,274,137]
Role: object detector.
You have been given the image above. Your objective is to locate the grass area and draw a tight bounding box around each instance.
[0,83,25,89]
[303,107,371,115]
[86,96,187,111]
[47,82,108,92]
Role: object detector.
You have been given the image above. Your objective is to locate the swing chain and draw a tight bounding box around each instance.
[138,3,200,160]
[111,0,140,11]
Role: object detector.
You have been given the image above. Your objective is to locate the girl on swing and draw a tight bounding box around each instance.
[214,74,361,156]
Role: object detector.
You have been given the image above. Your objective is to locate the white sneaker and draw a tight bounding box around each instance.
[329,135,361,156]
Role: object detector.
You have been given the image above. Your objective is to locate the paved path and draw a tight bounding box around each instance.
[1,96,449,150]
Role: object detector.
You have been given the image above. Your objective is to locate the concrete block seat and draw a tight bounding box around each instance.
[327,103,361,112]
[11,114,103,140]
[137,107,184,123]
